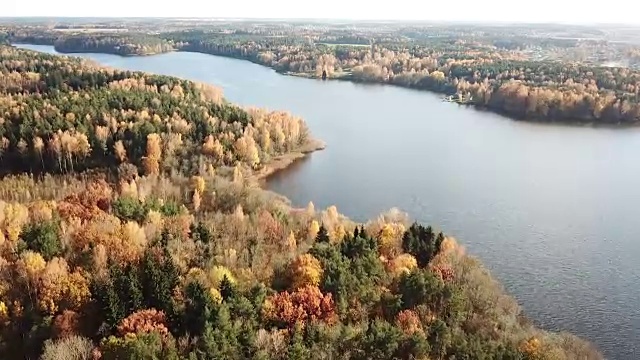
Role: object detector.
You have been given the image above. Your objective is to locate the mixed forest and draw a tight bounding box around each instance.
[4,20,640,124]
[0,45,603,359]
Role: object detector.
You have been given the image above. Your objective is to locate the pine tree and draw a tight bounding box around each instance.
[184,282,214,336]
[316,224,330,243]
[402,223,442,268]
[220,275,237,301]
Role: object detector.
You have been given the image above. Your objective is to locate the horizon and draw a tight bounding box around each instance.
[1,16,638,28]
[4,0,640,25]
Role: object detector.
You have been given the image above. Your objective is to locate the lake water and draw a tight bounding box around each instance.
[16,44,640,359]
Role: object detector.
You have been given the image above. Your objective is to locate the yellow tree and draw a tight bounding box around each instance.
[308,220,320,240]
[142,133,162,175]
[287,254,323,290]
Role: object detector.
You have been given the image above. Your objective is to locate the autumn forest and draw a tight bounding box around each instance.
[0,19,608,360]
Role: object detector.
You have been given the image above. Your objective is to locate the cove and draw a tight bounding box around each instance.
[14,43,640,359]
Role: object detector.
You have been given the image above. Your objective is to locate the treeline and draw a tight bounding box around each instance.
[0,46,307,176]
[53,34,175,56]
[9,25,640,124]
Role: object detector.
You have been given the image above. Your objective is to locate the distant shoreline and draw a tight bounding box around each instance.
[13,42,639,128]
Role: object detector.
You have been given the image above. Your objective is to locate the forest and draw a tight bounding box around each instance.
[0,45,603,359]
[4,20,640,124]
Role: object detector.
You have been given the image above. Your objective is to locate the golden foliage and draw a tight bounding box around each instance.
[308,220,320,240]
[73,214,145,264]
[519,337,542,357]
[287,254,323,290]
[37,258,91,314]
[330,224,346,243]
[185,267,208,286]
[209,265,235,287]
[202,135,224,162]
[286,231,297,251]
[1,201,29,244]
[28,200,56,223]
[191,176,206,194]
[441,236,462,254]
[0,301,8,322]
[142,133,162,175]
[388,253,418,277]
[378,223,406,257]
[17,250,46,281]
[209,288,223,304]
[113,140,127,162]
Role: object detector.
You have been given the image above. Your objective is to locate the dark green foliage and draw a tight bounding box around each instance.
[159,200,180,217]
[140,248,179,318]
[445,332,526,360]
[402,223,444,267]
[112,196,148,223]
[315,224,330,243]
[287,325,311,360]
[311,235,386,321]
[354,320,402,360]
[92,265,144,335]
[398,269,443,309]
[20,221,62,260]
[190,222,213,244]
[219,275,237,301]
[183,282,216,336]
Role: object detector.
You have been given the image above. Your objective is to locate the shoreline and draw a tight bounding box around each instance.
[254,137,326,181]
[13,42,639,128]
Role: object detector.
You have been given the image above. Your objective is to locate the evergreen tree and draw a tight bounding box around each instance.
[220,275,237,301]
[140,248,179,318]
[21,221,62,261]
[398,269,443,309]
[287,325,311,360]
[316,224,330,243]
[183,281,214,336]
[402,223,443,267]
[190,221,213,244]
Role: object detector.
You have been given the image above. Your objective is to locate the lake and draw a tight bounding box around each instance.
[15,44,640,359]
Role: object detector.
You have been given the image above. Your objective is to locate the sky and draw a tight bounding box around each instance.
[4,0,640,24]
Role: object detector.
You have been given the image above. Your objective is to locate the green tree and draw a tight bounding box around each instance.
[21,221,62,260]
[112,197,148,223]
[402,223,443,267]
[315,224,330,243]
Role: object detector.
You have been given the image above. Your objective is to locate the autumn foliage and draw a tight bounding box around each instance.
[287,254,323,290]
[117,309,169,337]
[262,286,337,328]
[0,43,602,360]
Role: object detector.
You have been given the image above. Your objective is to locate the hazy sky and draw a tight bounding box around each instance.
[4,0,639,24]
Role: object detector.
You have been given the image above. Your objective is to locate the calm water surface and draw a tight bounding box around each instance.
[17,44,640,359]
